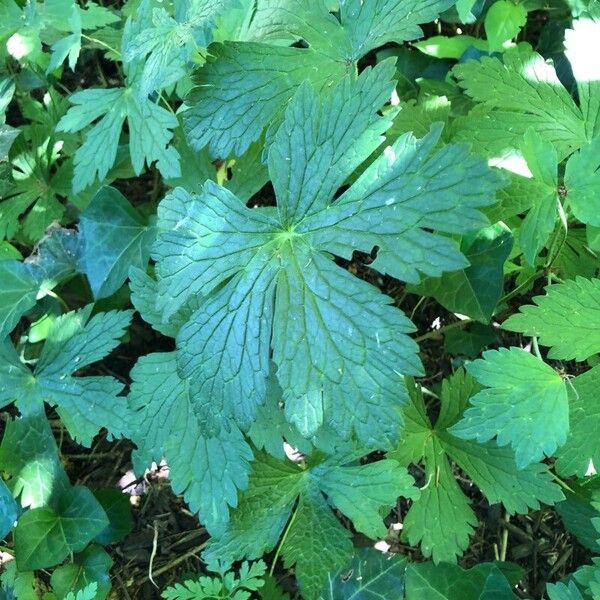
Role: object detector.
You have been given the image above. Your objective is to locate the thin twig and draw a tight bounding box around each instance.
[149,521,159,588]
[140,543,207,583]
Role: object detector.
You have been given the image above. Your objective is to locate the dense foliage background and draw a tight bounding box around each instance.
[1,0,600,598]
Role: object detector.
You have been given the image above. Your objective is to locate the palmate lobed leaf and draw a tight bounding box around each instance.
[128,352,253,536]
[56,87,181,192]
[450,348,569,468]
[0,305,132,446]
[202,451,418,599]
[392,370,563,563]
[503,277,600,361]
[184,0,455,157]
[150,62,501,446]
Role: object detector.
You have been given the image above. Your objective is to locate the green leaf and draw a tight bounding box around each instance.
[518,128,558,264]
[64,583,99,600]
[153,63,501,443]
[203,452,417,599]
[128,352,253,535]
[51,545,112,600]
[0,478,17,539]
[0,411,70,508]
[92,489,133,545]
[556,485,600,553]
[449,348,569,468]
[0,562,38,600]
[1,306,132,445]
[503,277,600,361]
[123,1,236,98]
[79,186,156,299]
[414,35,488,59]
[555,365,600,477]
[565,137,600,227]
[484,1,527,52]
[161,560,266,600]
[322,547,407,599]
[405,562,522,599]
[564,13,600,140]
[0,227,81,338]
[414,223,513,322]
[391,371,562,562]
[14,486,108,571]
[184,0,454,157]
[0,260,40,338]
[453,47,587,160]
[57,88,181,192]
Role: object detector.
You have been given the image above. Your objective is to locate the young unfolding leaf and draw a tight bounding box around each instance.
[128,352,253,536]
[151,63,501,444]
[184,0,455,157]
[203,451,417,600]
[504,277,600,361]
[123,0,237,98]
[0,305,132,446]
[391,371,563,563]
[450,348,569,468]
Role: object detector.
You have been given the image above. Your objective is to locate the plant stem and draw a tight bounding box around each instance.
[81,34,122,58]
[414,318,473,343]
[269,504,299,576]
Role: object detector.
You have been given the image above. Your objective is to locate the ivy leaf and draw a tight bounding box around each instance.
[322,547,407,599]
[0,479,17,540]
[128,352,253,536]
[79,186,156,299]
[184,0,454,157]
[0,260,40,338]
[0,227,81,338]
[14,486,108,571]
[203,452,416,600]
[0,305,132,446]
[50,545,112,600]
[555,365,600,477]
[56,88,181,192]
[449,348,569,468]
[391,370,563,563]
[0,411,70,509]
[503,277,600,361]
[152,63,501,443]
[405,562,522,599]
[413,222,513,323]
